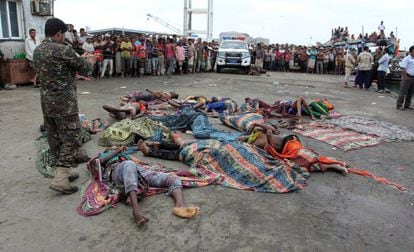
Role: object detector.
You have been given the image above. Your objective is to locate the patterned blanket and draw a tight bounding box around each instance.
[220,112,267,133]
[293,121,383,151]
[179,139,310,193]
[77,155,221,217]
[329,115,414,141]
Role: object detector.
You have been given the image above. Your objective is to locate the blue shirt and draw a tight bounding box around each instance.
[400,55,414,76]
[377,53,390,72]
[309,49,317,59]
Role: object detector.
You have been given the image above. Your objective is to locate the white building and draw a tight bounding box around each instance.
[0,0,53,58]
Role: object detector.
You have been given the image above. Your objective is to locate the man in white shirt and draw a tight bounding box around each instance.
[77,28,88,46]
[82,37,95,54]
[378,21,385,34]
[396,46,414,110]
[24,28,40,87]
[376,48,390,93]
[64,24,74,47]
[344,49,357,88]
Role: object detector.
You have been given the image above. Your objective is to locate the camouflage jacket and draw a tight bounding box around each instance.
[33,38,90,117]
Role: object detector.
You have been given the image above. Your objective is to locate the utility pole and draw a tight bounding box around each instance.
[183,0,213,40]
[183,0,188,37]
[207,0,213,40]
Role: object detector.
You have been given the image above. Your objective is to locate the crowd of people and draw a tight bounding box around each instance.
[330,21,397,44]
[60,24,220,79]
[252,43,342,74]
[19,22,401,87]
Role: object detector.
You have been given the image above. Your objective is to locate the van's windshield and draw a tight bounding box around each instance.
[220,41,247,50]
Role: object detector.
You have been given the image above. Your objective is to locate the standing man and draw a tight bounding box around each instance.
[370,47,383,87]
[77,28,88,46]
[64,24,74,47]
[356,46,373,89]
[187,39,196,73]
[396,46,414,110]
[255,43,265,71]
[33,18,93,194]
[25,28,40,87]
[316,48,324,74]
[344,49,357,88]
[101,36,115,78]
[378,21,385,36]
[308,46,318,73]
[196,38,203,73]
[165,38,176,78]
[376,48,390,93]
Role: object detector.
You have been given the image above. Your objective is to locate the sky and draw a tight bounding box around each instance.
[54,0,413,50]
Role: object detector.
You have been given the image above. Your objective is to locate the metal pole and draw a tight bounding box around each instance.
[188,0,192,37]
[207,0,213,41]
[183,0,188,37]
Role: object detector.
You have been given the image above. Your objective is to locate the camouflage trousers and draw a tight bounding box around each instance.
[43,114,82,167]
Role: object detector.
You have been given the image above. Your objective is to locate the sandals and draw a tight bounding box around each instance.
[278,120,289,128]
[287,119,297,129]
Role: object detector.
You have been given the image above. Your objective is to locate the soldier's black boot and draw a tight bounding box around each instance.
[49,167,78,194]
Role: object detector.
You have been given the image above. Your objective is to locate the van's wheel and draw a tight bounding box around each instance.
[216,66,221,73]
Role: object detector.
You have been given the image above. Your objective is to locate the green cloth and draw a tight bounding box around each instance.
[35,128,92,178]
[98,118,171,147]
[304,101,329,118]
[35,134,55,178]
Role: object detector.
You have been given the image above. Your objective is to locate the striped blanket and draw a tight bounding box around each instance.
[329,115,414,141]
[220,112,267,133]
[179,139,309,193]
[293,121,383,151]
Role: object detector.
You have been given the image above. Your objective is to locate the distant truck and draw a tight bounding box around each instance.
[216,39,251,73]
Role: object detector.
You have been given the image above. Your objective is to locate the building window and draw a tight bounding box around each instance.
[31,0,53,16]
[0,0,23,39]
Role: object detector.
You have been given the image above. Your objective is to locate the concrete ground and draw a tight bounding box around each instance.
[0,71,413,251]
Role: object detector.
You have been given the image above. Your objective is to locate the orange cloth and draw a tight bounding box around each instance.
[132,102,147,112]
[265,139,344,172]
[347,168,406,191]
[265,139,406,191]
[265,139,302,159]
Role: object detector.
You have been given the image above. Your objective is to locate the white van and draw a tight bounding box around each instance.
[216,40,251,73]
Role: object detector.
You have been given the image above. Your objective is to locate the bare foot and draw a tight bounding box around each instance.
[325,163,348,176]
[173,207,200,219]
[120,96,129,102]
[138,140,150,155]
[133,211,149,226]
[171,133,184,146]
[145,141,161,147]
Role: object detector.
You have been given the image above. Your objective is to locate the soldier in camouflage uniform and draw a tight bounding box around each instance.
[33,18,93,194]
